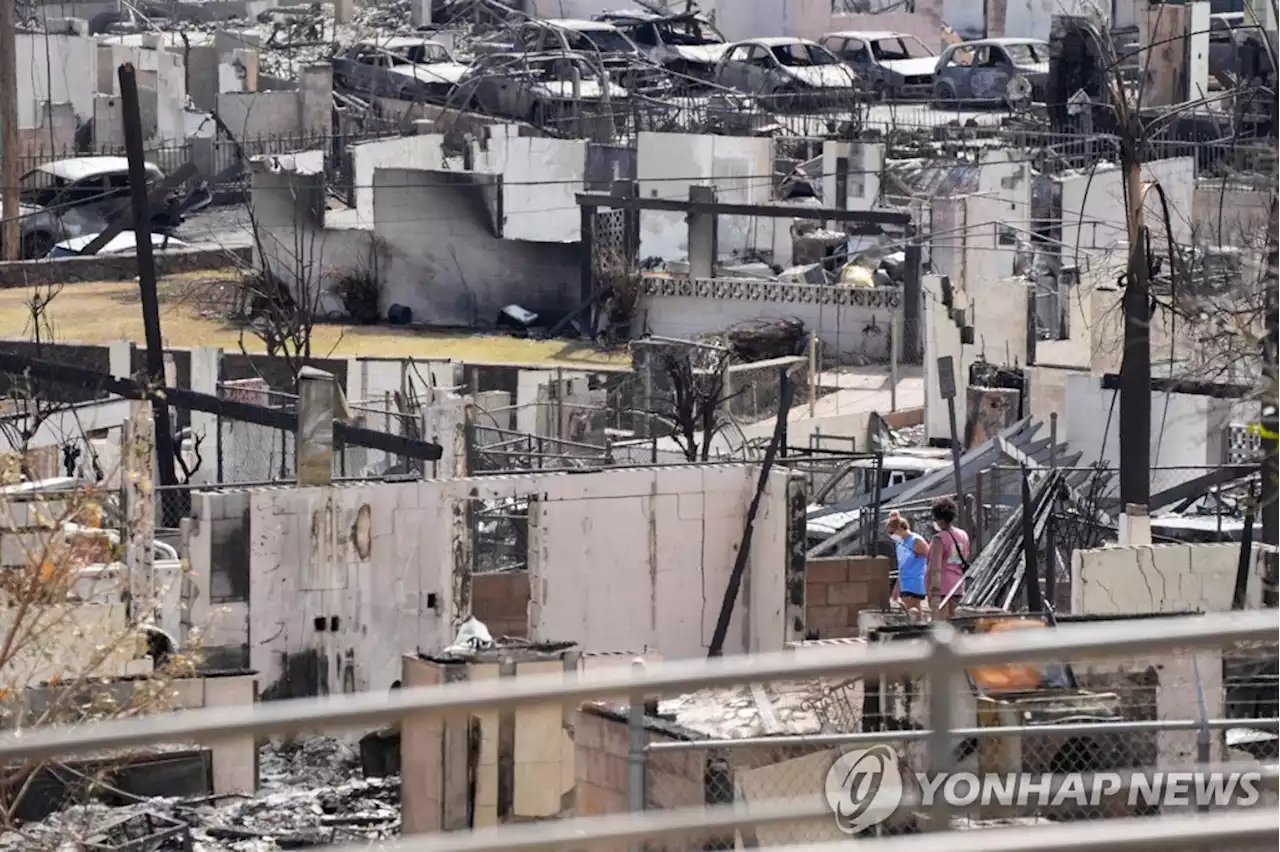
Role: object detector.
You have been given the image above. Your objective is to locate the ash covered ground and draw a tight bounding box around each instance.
[0,737,397,850]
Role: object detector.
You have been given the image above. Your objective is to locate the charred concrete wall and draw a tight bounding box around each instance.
[372,168,579,326]
[225,463,790,697]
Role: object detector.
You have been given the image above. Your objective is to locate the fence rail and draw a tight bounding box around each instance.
[0,610,1273,852]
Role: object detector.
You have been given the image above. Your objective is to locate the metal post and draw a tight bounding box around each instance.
[627,658,647,849]
[1049,413,1058,469]
[938,356,966,528]
[808,333,818,419]
[926,624,958,832]
[1021,465,1042,612]
[1191,655,1211,814]
[890,311,902,413]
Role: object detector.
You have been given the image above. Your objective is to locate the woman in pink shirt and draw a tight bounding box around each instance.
[927,496,970,621]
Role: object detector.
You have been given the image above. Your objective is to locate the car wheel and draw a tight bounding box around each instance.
[21,231,54,260]
[933,81,958,108]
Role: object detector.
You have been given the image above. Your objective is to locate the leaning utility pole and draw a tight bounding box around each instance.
[118,62,178,490]
[1118,134,1152,520]
[0,0,20,261]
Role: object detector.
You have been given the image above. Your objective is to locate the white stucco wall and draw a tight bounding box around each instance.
[922,272,1029,443]
[17,33,97,127]
[350,135,447,228]
[238,463,790,695]
[471,126,587,243]
[1060,373,1231,481]
[1058,157,1196,271]
[1072,543,1273,615]
[821,141,885,214]
[636,132,784,266]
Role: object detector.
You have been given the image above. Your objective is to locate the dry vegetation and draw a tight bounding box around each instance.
[0,273,628,367]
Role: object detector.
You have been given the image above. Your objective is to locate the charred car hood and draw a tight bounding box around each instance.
[979,690,1122,725]
[386,62,471,86]
[670,43,730,64]
[879,56,938,77]
[784,65,857,88]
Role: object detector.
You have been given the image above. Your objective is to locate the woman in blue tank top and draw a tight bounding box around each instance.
[887,512,930,613]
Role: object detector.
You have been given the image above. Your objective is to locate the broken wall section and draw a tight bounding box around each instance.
[222,463,790,697]
[1072,542,1274,614]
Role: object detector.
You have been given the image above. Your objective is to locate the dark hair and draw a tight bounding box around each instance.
[932,496,958,526]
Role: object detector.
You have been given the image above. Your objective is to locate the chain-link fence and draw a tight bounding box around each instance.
[617,629,1279,842]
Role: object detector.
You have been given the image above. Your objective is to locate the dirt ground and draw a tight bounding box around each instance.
[0,272,628,368]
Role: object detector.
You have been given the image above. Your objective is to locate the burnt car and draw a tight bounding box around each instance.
[448,52,628,130]
[933,38,1049,107]
[332,36,470,103]
[713,37,859,111]
[819,30,937,100]
[5,157,209,259]
[595,9,730,87]
[474,18,671,97]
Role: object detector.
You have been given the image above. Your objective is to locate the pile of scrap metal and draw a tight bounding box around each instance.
[807,417,1084,557]
[957,467,1076,611]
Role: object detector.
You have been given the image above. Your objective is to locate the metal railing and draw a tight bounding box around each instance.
[0,610,1274,849]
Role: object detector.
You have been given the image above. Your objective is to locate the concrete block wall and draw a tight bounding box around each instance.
[242,463,792,696]
[12,673,258,795]
[403,651,654,835]
[1072,543,1273,615]
[637,278,900,364]
[471,571,530,638]
[574,706,705,825]
[804,556,892,638]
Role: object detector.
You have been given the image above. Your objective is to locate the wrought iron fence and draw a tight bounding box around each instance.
[16,128,406,196]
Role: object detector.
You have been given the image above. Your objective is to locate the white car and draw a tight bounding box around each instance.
[596,10,730,86]
[333,37,471,103]
[714,37,859,110]
[46,231,194,259]
[819,30,938,100]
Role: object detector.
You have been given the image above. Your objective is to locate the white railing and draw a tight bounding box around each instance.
[0,610,1275,851]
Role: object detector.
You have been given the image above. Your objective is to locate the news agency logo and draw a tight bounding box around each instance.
[824,748,1264,833]
[824,746,905,833]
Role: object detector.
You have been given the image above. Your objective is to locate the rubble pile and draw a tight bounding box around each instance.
[0,738,397,851]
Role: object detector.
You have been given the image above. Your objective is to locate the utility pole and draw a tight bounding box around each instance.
[118,63,178,491]
[0,0,20,261]
[1118,138,1152,522]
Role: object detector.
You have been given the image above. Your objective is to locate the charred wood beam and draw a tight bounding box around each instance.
[0,352,442,462]
[79,162,199,257]
[576,192,913,226]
